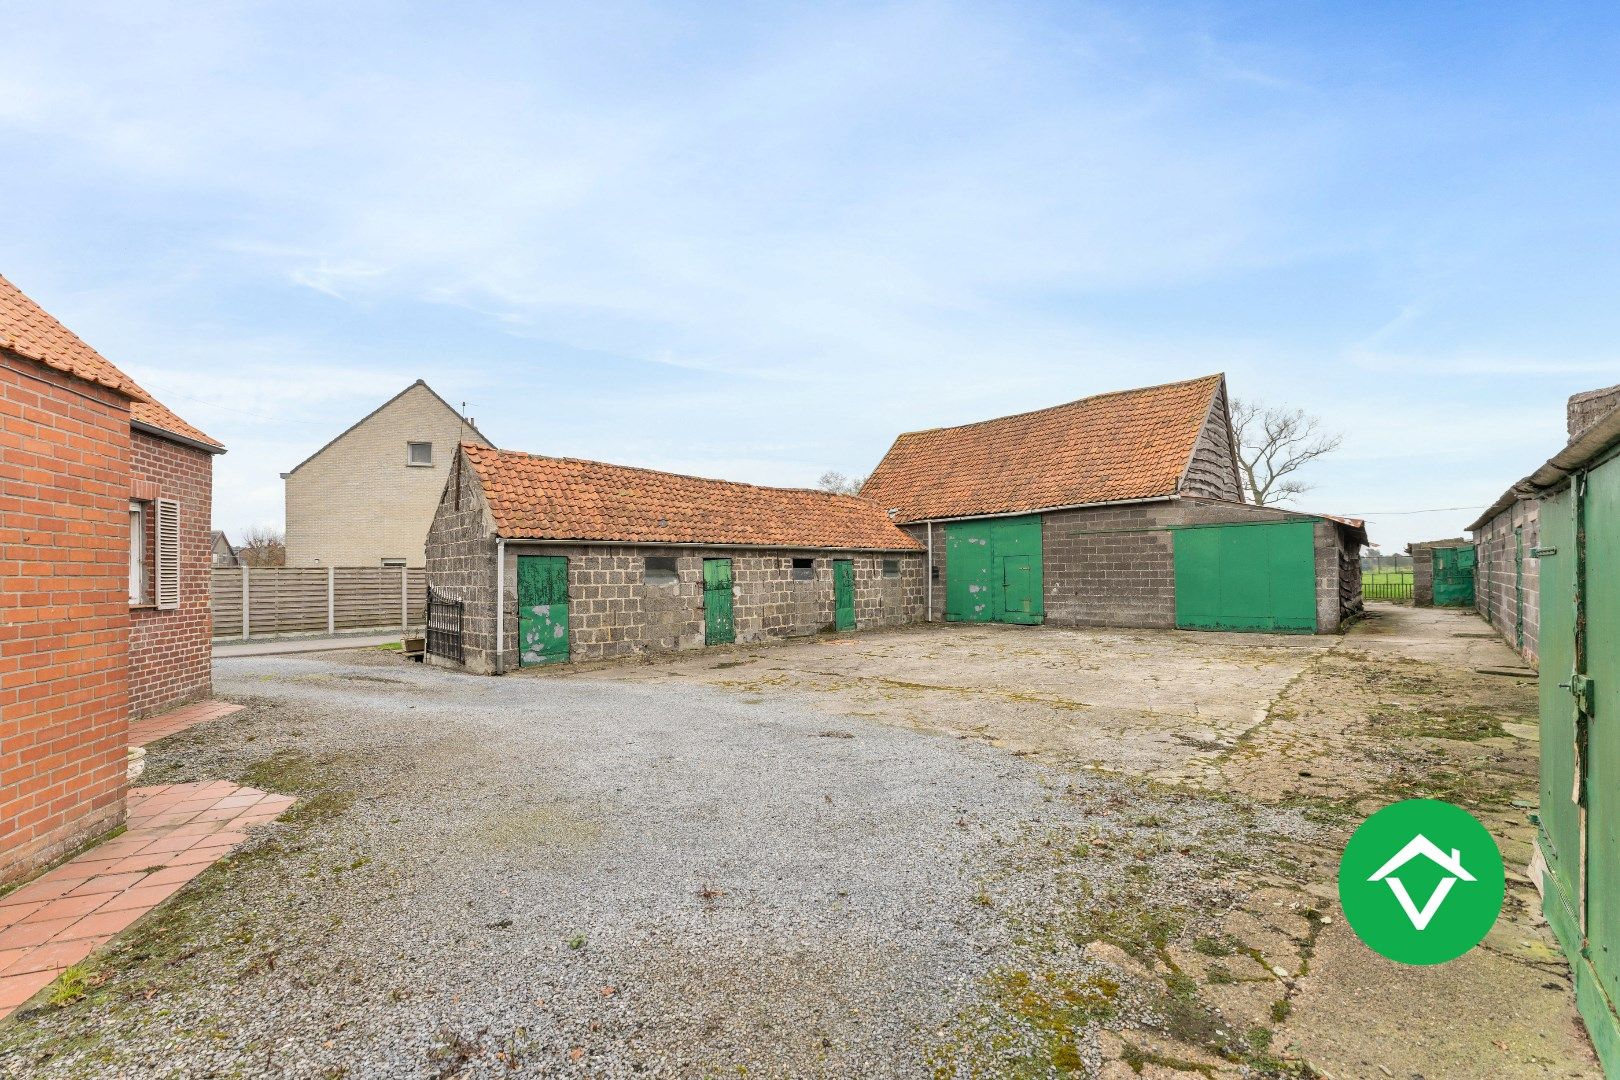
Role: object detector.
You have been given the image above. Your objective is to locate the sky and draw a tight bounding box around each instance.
[4,1,1618,551]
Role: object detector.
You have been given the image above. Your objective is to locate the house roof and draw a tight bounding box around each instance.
[463,444,923,551]
[283,379,491,477]
[0,273,223,452]
[861,374,1227,523]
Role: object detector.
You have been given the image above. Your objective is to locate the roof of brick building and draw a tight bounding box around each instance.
[463,444,922,551]
[861,374,1225,523]
[0,273,222,451]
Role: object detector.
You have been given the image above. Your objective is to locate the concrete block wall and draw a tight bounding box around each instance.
[425,458,926,671]
[0,352,131,885]
[1473,500,1540,665]
[128,431,214,718]
[911,497,1352,633]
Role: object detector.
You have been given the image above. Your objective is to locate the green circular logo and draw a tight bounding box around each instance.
[1338,799,1505,965]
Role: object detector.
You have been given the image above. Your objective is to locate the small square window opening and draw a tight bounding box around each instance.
[791,557,816,581]
[407,441,433,466]
[882,559,900,577]
[644,556,679,585]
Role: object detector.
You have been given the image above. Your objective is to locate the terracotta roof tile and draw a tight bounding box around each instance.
[0,273,222,450]
[861,374,1225,523]
[464,444,921,551]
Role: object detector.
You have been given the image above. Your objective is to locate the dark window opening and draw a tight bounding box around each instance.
[644,556,679,585]
[791,557,816,581]
[882,559,900,578]
[930,564,940,581]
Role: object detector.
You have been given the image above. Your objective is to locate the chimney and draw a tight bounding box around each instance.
[1568,383,1620,439]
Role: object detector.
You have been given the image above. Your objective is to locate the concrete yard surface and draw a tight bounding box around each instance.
[0,607,1598,1077]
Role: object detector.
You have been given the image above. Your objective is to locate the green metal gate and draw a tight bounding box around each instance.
[517,555,569,666]
[833,559,856,631]
[1173,520,1316,633]
[944,515,1043,624]
[1539,461,1620,1072]
[703,558,735,645]
[1432,546,1477,607]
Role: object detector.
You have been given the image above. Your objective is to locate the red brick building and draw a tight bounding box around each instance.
[0,275,222,885]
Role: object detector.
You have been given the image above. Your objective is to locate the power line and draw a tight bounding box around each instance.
[1346,505,1486,515]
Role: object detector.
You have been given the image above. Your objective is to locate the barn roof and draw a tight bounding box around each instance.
[861,374,1226,523]
[0,273,223,452]
[463,444,923,551]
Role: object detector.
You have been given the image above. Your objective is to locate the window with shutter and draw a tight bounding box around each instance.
[155,498,181,610]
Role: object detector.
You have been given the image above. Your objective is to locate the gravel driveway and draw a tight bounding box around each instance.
[0,648,1308,1078]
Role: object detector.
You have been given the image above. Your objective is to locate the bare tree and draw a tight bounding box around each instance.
[1229,398,1343,506]
[236,525,286,567]
[816,470,866,496]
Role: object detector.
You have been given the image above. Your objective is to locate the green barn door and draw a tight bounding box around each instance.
[1432,546,1477,607]
[703,558,735,645]
[833,559,856,631]
[996,554,1043,624]
[945,515,1043,624]
[1582,463,1620,1015]
[517,555,569,666]
[1174,521,1316,633]
[1538,489,1581,939]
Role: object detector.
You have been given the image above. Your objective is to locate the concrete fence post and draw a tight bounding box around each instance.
[328,566,336,636]
[241,564,250,641]
[401,567,408,634]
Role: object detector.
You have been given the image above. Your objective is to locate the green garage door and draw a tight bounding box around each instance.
[1174,520,1317,633]
[945,515,1043,624]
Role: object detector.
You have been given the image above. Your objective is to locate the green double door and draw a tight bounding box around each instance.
[945,515,1043,624]
[1539,465,1620,1069]
[1432,546,1477,607]
[517,555,569,666]
[1174,520,1316,633]
[703,558,735,645]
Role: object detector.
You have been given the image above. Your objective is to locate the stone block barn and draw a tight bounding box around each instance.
[425,374,1364,672]
[861,374,1365,634]
[0,274,222,884]
[426,445,924,672]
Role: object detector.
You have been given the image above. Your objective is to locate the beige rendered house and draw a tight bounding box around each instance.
[283,380,492,567]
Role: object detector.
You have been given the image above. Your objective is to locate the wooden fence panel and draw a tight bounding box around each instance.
[210,567,426,640]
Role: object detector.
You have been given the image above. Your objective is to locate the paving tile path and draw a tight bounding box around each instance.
[128,700,245,747]
[0,782,292,1018]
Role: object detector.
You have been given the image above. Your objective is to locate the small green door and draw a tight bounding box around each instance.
[517,555,569,666]
[1432,546,1477,607]
[996,554,1043,624]
[703,558,735,645]
[833,559,856,631]
[1174,520,1316,632]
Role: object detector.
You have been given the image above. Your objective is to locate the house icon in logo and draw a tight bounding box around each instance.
[1367,834,1476,931]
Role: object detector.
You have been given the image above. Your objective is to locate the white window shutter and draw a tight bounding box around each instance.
[155,498,181,610]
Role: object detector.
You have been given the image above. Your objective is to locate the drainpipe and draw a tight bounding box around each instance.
[494,537,507,675]
[925,522,934,622]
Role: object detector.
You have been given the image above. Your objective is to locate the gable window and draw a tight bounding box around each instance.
[381,558,406,568]
[882,559,900,578]
[407,441,433,467]
[644,556,679,585]
[129,501,147,605]
[791,557,816,581]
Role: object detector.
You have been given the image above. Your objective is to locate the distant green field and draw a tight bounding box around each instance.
[1363,569,1414,586]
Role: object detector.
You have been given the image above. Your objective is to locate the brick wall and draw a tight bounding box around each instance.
[912,498,1352,633]
[1473,500,1540,665]
[285,382,490,568]
[0,351,132,885]
[129,430,214,717]
[425,453,925,671]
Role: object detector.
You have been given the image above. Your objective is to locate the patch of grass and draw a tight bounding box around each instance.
[374,642,403,652]
[1271,997,1292,1023]
[48,966,95,1007]
[1120,1043,1216,1078]
[928,968,1121,1078]
[1372,703,1508,742]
